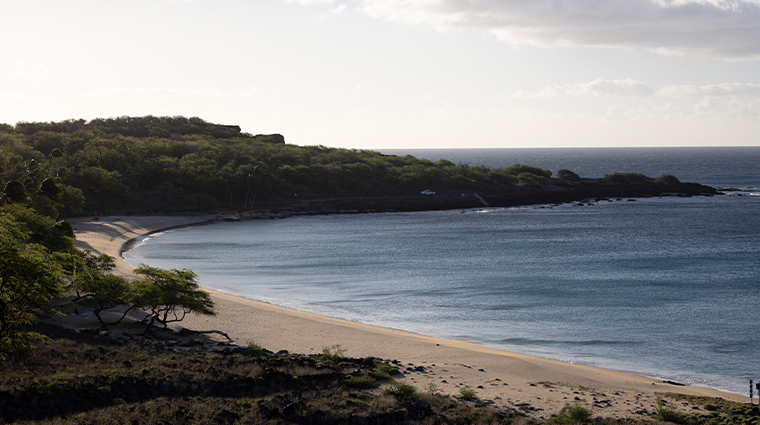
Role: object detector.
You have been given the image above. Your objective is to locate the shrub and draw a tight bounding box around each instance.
[655,395,685,424]
[316,344,346,361]
[517,172,549,188]
[455,386,477,401]
[655,174,681,185]
[426,382,441,396]
[556,169,581,182]
[244,341,267,357]
[546,403,593,424]
[384,383,419,401]
[373,362,397,381]
[658,408,685,423]
[504,164,552,178]
[603,173,653,184]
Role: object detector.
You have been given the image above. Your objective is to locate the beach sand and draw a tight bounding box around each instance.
[62,214,749,420]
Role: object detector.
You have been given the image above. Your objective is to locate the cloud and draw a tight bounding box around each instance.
[80,87,225,98]
[566,79,656,98]
[514,79,654,98]
[692,97,760,117]
[513,87,559,99]
[658,83,760,97]
[355,0,760,59]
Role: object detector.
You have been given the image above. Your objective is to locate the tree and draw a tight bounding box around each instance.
[128,265,216,331]
[0,179,27,206]
[0,209,65,359]
[72,273,131,331]
[556,169,581,182]
[73,166,129,212]
[66,250,130,331]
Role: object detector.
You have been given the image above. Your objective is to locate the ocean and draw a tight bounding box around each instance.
[123,147,760,396]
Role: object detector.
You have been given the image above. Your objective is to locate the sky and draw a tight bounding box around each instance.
[2,0,759,149]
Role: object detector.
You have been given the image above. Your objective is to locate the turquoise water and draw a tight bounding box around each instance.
[124,147,760,396]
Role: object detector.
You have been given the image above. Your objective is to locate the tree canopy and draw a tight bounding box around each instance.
[130,265,216,330]
[0,205,69,358]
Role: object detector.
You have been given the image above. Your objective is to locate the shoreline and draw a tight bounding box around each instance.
[67,214,750,420]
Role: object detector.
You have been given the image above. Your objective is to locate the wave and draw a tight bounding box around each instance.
[498,337,637,347]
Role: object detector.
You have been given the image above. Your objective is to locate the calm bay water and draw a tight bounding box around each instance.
[124,147,760,396]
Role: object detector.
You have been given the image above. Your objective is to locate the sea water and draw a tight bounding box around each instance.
[124,147,760,396]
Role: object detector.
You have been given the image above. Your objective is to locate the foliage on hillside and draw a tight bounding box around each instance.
[1,118,225,359]
[1,116,556,214]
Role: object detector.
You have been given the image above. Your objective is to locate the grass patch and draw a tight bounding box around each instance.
[344,374,378,389]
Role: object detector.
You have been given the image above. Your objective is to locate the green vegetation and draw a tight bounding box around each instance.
[130,265,216,330]
[0,116,558,215]
[0,204,216,358]
[0,122,218,359]
[373,361,399,381]
[244,341,267,357]
[0,204,71,358]
[344,375,378,389]
[556,169,581,182]
[544,403,593,424]
[604,172,681,185]
[384,383,420,401]
[456,386,478,401]
[316,344,347,362]
[655,393,760,425]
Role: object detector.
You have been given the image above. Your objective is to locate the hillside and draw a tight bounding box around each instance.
[0,115,718,219]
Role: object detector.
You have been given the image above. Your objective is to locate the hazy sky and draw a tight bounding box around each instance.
[2,0,759,149]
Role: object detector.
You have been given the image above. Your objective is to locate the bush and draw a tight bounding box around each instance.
[373,362,398,381]
[655,396,685,424]
[517,172,549,188]
[426,382,441,396]
[655,174,681,185]
[244,341,267,357]
[316,344,346,362]
[546,403,593,424]
[556,169,581,182]
[603,173,653,184]
[504,164,552,178]
[384,383,419,401]
[455,386,477,401]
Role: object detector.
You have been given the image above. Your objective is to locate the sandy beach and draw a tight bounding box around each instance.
[64,214,749,420]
